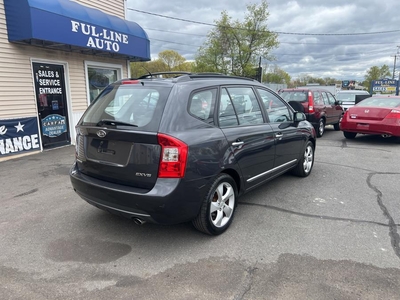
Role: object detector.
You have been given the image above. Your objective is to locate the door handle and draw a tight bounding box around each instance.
[275,133,283,138]
[232,141,244,146]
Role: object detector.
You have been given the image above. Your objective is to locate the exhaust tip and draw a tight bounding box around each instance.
[382,134,392,138]
[133,218,146,225]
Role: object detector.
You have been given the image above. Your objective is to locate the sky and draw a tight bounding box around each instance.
[125,0,400,82]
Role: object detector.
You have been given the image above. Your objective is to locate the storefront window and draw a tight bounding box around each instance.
[87,67,118,102]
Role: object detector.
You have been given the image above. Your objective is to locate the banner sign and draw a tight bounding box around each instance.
[0,117,41,157]
[371,80,398,94]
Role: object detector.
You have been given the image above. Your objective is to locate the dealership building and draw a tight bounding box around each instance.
[0,0,150,159]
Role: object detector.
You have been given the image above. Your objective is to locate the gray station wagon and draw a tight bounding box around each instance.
[70,72,317,235]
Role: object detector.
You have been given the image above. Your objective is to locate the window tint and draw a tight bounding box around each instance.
[218,88,239,127]
[218,87,264,128]
[313,91,323,105]
[321,92,329,105]
[258,88,292,123]
[326,92,336,105]
[357,97,400,107]
[82,84,171,129]
[189,89,216,124]
[336,92,369,102]
[336,93,354,102]
[279,91,307,102]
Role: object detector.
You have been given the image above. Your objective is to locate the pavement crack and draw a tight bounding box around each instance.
[239,202,399,227]
[14,188,39,198]
[315,160,375,172]
[233,266,257,300]
[367,172,400,259]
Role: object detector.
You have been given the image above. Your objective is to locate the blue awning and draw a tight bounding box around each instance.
[3,0,150,61]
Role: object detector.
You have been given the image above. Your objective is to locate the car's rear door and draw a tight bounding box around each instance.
[322,91,342,124]
[218,86,276,190]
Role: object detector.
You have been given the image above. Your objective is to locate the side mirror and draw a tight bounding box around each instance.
[294,112,306,122]
[335,100,342,105]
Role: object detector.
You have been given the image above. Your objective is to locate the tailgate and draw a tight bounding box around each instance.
[76,127,160,190]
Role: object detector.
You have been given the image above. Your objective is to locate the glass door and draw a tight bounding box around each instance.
[33,62,70,149]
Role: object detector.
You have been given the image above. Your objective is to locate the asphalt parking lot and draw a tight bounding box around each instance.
[1,127,400,299]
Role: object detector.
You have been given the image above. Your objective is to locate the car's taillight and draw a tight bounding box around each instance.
[157,133,188,178]
[75,127,85,162]
[308,91,314,113]
[385,109,400,119]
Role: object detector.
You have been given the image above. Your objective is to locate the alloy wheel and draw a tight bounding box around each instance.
[209,182,235,228]
[303,144,314,174]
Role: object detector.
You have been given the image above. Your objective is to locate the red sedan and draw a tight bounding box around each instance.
[340,95,400,139]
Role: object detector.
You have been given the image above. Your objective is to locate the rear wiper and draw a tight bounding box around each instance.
[96,119,138,127]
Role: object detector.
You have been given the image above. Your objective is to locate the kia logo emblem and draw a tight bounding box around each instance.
[97,130,107,138]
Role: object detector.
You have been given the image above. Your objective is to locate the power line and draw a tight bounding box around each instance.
[144,27,400,46]
[149,36,394,56]
[129,7,400,36]
[151,38,202,48]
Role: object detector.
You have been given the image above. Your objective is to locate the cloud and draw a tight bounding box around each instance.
[126,0,400,81]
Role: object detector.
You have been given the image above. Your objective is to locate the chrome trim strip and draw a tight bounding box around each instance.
[85,158,125,168]
[247,159,297,183]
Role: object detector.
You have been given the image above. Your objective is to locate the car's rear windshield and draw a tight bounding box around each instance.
[336,93,356,102]
[357,97,400,108]
[81,83,172,131]
[279,91,307,102]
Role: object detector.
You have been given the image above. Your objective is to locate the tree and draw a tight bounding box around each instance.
[130,50,194,78]
[193,0,279,78]
[263,65,291,85]
[130,60,167,78]
[289,75,342,88]
[158,50,186,70]
[363,65,391,92]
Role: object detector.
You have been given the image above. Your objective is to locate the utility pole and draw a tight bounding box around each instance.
[392,46,400,79]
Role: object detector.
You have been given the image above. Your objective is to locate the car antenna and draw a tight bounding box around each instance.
[141,66,153,78]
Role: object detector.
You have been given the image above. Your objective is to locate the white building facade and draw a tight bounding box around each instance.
[0,0,149,158]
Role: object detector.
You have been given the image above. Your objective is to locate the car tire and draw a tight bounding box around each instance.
[192,174,237,235]
[333,122,340,131]
[292,140,314,177]
[316,119,325,137]
[343,131,357,139]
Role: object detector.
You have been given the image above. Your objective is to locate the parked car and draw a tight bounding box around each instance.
[70,72,316,235]
[340,95,400,139]
[279,88,344,137]
[335,90,371,111]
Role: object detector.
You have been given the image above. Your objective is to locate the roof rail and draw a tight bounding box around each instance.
[136,71,258,82]
[188,73,256,82]
[138,71,191,79]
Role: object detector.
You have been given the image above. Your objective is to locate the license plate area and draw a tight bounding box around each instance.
[86,137,133,166]
[356,123,369,129]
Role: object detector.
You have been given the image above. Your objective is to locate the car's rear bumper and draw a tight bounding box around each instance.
[340,121,400,136]
[70,163,209,225]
